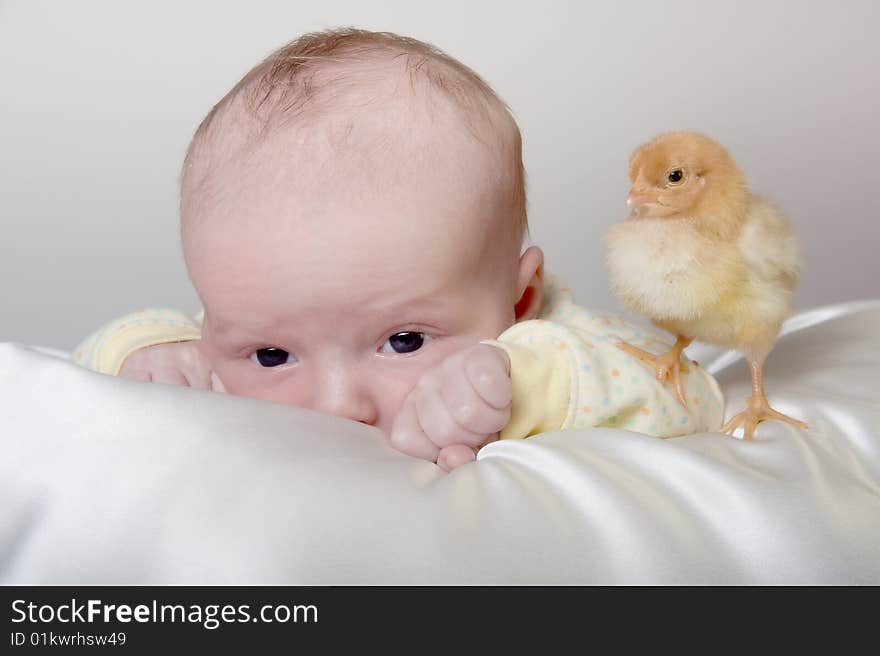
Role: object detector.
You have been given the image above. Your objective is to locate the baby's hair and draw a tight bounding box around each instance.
[182,27,527,241]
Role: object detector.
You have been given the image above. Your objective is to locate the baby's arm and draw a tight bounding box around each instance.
[389,314,725,471]
[487,315,725,437]
[74,308,218,389]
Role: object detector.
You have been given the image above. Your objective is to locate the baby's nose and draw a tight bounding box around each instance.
[311,367,378,427]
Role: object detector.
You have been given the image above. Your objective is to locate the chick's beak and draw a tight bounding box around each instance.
[626,187,654,217]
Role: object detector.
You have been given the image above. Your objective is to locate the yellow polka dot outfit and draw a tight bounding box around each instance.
[483,273,724,440]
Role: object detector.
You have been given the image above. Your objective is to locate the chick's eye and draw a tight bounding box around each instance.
[250,347,296,367]
[666,168,685,184]
[381,332,428,354]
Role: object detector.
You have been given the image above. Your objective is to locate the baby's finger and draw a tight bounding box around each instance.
[436,444,476,472]
[389,397,440,462]
[189,342,220,390]
[210,371,227,393]
[465,345,512,409]
[150,369,190,387]
[416,385,486,449]
[122,369,152,383]
[180,364,211,390]
[439,362,510,436]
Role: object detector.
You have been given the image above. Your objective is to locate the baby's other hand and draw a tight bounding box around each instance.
[389,343,511,472]
[117,341,225,391]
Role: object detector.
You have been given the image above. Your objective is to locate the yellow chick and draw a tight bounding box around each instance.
[605,132,807,440]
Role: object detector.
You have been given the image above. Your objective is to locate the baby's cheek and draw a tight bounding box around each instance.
[373,371,421,435]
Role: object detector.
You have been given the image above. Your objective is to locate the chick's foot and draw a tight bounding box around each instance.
[616,335,692,407]
[721,392,808,441]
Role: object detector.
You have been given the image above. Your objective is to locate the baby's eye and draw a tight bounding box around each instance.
[249,347,296,367]
[380,332,430,355]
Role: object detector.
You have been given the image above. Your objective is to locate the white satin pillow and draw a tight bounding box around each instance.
[1,302,878,583]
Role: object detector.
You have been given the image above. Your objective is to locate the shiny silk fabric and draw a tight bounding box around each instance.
[1,301,878,583]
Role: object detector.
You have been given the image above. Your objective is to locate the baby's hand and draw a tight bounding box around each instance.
[118,341,225,391]
[389,343,511,472]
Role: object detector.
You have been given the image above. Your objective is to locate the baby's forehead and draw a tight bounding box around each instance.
[186,87,514,239]
[187,156,515,324]
[184,117,518,313]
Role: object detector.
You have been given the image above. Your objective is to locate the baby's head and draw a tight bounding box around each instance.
[181,28,543,433]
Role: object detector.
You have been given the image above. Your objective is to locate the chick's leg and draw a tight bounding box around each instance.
[617,335,692,407]
[721,356,808,440]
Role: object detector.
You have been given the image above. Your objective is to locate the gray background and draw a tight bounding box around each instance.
[1,0,878,350]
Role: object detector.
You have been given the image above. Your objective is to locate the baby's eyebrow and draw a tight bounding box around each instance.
[205,288,463,338]
[206,316,291,343]
[207,316,256,335]
[363,293,460,320]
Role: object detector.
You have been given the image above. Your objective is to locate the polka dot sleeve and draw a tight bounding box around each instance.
[484,274,724,439]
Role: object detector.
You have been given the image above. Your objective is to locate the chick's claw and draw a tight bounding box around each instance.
[722,393,808,441]
[616,340,690,407]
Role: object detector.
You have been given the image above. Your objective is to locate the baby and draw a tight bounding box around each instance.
[75,28,724,471]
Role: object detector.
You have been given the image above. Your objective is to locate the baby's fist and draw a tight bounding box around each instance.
[118,341,225,391]
[389,343,512,471]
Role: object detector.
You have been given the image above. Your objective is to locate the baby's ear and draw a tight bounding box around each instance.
[514,246,544,322]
